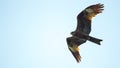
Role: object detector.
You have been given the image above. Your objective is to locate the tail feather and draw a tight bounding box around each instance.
[88,36,103,45]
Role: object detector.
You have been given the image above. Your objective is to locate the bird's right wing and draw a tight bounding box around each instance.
[76,3,104,31]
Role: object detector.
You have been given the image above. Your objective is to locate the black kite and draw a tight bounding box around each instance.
[66,3,104,63]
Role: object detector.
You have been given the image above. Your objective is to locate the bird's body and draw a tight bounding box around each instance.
[66,3,104,63]
[77,11,91,34]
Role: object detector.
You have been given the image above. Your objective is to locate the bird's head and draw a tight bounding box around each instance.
[71,31,76,36]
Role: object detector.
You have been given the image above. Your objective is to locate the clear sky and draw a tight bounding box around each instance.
[0,0,120,68]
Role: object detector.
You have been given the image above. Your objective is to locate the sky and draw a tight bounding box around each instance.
[0,0,120,68]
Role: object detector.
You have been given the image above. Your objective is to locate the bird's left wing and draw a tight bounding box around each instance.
[66,37,82,63]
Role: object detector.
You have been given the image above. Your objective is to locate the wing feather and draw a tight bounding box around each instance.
[76,3,104,34]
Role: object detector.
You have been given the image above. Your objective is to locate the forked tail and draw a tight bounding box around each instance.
[88,36,103,45]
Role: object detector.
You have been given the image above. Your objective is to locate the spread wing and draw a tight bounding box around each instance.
[76,3,104,34]
[66,37,86,62]
[66,37,81,63]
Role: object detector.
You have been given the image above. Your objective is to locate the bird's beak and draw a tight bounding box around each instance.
[69,45,81,63]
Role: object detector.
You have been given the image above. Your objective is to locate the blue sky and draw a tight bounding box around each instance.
[0,0,120,68]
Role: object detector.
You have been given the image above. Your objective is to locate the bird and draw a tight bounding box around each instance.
[66,3,104,63]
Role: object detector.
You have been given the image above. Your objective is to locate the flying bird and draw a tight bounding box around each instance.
[66,3,104,63]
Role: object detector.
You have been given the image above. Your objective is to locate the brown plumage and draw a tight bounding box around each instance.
[66,3,104,63]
